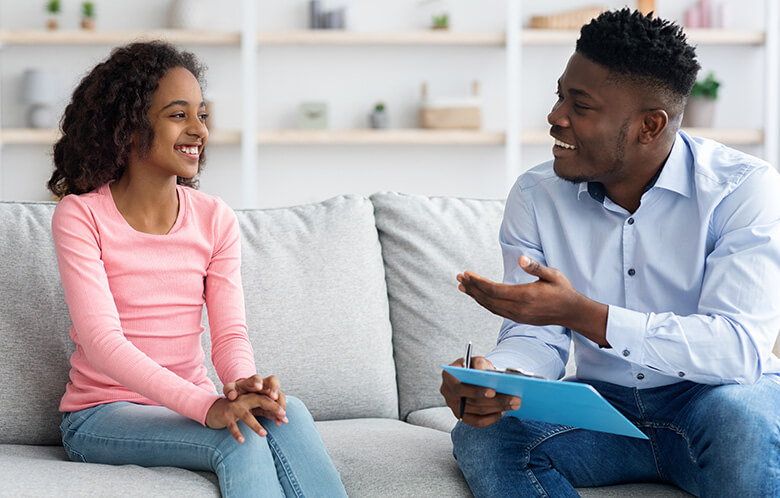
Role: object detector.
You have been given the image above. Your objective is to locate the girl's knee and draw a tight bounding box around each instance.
[282,396,313,422]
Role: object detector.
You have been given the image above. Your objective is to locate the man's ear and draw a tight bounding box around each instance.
[638,109,668,144]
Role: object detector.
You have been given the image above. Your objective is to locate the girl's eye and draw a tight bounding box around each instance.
[171,112,185,118]
[199,113,209,120]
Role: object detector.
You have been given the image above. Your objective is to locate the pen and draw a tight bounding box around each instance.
[459,341,472,421]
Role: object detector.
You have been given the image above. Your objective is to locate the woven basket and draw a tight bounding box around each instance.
[529,6,606,30]
[420,106,481,130]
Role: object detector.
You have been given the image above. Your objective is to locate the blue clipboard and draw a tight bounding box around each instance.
[442,365,648,440]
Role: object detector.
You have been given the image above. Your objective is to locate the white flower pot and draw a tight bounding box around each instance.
[682,96,716,128]
[168,0,211,30]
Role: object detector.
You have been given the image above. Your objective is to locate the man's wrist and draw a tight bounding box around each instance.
[563,291,609,346]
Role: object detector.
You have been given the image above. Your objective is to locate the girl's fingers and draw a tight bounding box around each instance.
[240,411,267,437]
[227,421,244,443]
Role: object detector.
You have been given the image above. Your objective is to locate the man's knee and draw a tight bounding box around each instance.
[689,379,780,493]
[693,380,779,445]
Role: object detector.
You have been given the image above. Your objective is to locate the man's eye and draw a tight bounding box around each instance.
[573,103,590,110]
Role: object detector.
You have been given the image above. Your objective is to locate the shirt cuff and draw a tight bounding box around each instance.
[605,305,648,364]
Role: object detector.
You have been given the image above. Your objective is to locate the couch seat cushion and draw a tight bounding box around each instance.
[407,406,459,433]
[316,418,471,497]
[0,444,219,497]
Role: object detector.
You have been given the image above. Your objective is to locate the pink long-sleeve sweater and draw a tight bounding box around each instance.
[52,183,257,425]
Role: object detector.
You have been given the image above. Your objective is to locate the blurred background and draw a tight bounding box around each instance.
[0,0,775,208]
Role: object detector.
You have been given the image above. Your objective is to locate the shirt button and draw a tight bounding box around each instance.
[628,268,636,276]
[627,217,635,225]
[678,372,685,377]
[622,349,630,357]
[637,373,645,380]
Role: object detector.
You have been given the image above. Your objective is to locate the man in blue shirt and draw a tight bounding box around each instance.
[441,8,780,497]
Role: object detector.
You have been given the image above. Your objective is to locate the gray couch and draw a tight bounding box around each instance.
[0,193,691,497]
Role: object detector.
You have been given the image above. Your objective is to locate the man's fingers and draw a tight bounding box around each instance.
[470,356,494,370]
[519,256,558,281]
[464,396,521,416]
[461,412,504,428]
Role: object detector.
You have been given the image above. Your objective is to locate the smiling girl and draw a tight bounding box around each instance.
[48,41,346,497]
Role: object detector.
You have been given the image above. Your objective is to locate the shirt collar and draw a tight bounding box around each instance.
[577,131,693,204]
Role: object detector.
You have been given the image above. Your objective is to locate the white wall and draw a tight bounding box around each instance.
[0,0,770,207]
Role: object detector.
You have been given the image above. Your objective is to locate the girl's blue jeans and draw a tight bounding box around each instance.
[60,396,347,498]
[452,377,780,497]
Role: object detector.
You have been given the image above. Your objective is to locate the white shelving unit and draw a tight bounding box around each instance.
[0,0,777,206]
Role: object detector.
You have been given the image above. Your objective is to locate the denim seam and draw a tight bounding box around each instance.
[522,425,578,497]
[265,431,303,497]
[634,389,667,481]
[637,421,698,466]
[62,440,87,463]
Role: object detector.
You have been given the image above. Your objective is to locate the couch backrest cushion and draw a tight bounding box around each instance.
[0,202,73,445]
[371,193,506,419]
[202,195,398,420]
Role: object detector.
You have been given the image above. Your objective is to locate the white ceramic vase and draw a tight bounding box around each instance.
[682,96,716,128]
[168,0,211,30]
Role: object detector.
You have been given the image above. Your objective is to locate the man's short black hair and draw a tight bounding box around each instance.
[576,8,700,114]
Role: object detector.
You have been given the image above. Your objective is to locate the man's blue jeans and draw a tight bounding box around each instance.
[60,396,347,498]
[452,377,779,497]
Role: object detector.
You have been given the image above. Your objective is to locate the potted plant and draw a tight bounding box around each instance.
[682,72,721,128]
[45,0,61,30]
[432,13,449,30]
[370,102,388,129]
[81,2,96,30]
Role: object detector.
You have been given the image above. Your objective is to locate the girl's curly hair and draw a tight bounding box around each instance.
[48,41,206,198]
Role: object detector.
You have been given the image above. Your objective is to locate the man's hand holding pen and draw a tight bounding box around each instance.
[440,355,522,428]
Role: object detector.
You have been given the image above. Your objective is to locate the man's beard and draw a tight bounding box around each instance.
[553,119,629,184]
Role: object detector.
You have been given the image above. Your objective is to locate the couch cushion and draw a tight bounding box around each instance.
[202,195,398,420]
[0,442,692,497]
[0,444,219,497]
[317,418,471,497]
[371,193,506,419]
[407,406,458,433]
[0,202,73,445]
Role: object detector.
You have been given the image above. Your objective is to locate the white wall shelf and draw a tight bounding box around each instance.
[521,28,766,45]
[0,29,241,45]
[0,128,241,145]
[256,30,506,46]
[256,129,505,145]
[0,127,763,147]
[0,28,762,47]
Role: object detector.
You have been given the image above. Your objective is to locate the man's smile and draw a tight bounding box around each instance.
[553,138,577,150]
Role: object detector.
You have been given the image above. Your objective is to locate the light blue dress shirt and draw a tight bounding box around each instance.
[486,131,780,388]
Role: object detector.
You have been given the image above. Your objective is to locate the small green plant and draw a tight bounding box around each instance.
[690,72,721,100]
[432,13,449,29]
[374,102,386,112]
[82,1,95,18]
[46,0,61,14]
